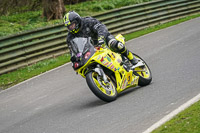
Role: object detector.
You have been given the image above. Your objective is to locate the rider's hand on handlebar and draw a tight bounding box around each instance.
[71,53,82,62]
[70,55,77,62]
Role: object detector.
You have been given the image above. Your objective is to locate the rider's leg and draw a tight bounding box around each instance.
[106,35,138,65]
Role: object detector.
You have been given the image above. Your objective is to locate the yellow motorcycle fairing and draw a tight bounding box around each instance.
[76,46,139,94]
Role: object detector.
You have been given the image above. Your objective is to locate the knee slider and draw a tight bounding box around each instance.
[117,42,125,50]
[108,39,125,51]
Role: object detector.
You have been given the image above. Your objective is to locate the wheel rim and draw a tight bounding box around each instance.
[134,57,151,79]
[134,65,150,78]
[92,72,116,96]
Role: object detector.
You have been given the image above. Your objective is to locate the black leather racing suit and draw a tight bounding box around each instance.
[67,17,111,55]
[66,16,130,62]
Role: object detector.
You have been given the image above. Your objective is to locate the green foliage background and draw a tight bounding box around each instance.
[0,0,152,37]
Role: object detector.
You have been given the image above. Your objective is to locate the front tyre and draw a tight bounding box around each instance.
[86,71,117,102]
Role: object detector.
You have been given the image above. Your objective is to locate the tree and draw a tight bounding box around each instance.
[42,0,66,21]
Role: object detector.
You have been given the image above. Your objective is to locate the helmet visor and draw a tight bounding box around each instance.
[67,22,76,31]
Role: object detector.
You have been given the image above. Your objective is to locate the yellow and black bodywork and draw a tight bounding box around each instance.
[76,45,139,93]
[72,34,151,102]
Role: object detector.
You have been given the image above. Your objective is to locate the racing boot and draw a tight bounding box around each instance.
[108,38,138,66]
[122,49,138,66]
[130,56,139,65]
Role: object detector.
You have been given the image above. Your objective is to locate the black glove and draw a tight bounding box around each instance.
[70,55,77,62]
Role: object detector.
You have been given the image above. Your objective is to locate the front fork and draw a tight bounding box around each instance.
[94,64,109,84]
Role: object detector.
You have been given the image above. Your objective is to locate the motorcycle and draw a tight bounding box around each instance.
[70,34,152,102]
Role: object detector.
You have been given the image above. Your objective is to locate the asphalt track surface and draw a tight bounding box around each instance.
[0,17,200,133]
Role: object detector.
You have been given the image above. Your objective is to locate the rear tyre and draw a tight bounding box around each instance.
[133,53,152,86]
[86,71,117,102]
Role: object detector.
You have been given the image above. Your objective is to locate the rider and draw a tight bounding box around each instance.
[63,11,138,65]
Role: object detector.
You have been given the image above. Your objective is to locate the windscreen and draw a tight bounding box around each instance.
[71,37,93,56]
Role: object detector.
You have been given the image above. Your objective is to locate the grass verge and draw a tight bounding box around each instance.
[0,54,70,90]
[66,0,152,16]
[0,0,152,37]
[152,100,200,133]
[0,13,200,90]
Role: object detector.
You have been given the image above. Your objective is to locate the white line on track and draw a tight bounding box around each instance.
[143,93,200,133]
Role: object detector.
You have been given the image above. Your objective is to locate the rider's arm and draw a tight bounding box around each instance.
[91,18,109,45]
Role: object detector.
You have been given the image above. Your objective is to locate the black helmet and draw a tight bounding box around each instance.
[63,11,81,33]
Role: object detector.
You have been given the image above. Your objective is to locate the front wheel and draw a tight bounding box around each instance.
[86,71,117,102]
[133,53,152,86]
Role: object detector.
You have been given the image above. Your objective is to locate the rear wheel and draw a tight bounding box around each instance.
[86,71,117,102]
[133,54,152,86]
